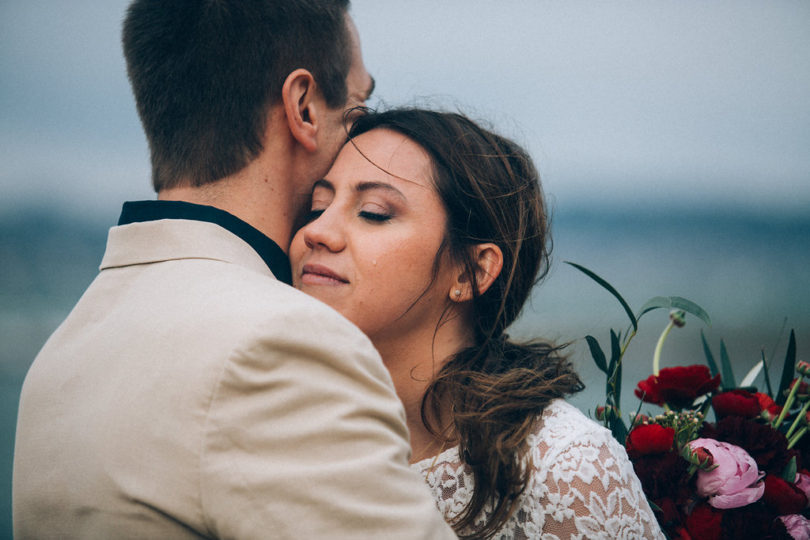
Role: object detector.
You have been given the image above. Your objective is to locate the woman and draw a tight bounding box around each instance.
[290,108,663,539]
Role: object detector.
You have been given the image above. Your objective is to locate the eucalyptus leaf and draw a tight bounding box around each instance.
[720,340,736,390]
[700,330,720,378]
[637,296,711,326]
[777,330,797,406]
[585,335,608,374]
[565,261,637,331]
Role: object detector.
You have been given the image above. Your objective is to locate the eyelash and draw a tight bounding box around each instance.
[359,211,392,223]
[305,209,392,224]
[305,209,324,223]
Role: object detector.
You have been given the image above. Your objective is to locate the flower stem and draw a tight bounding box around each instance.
[653,321,676,377]
[774,381,801,430]
[788,426,808,450]
[786,401,810,439]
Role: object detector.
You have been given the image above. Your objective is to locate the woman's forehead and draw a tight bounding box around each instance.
[335,129,434,189]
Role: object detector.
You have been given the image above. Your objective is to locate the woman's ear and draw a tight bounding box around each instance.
[281,68,320,152]
[448,243,503,302]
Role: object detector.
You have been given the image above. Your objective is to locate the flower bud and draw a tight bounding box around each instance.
[595,405,615,421]
[789,379,810,402]
[797,360,810,377]
[681,443,714,469]
[669,309,687,328]
[761,408,779,423]
[630,412,651,425]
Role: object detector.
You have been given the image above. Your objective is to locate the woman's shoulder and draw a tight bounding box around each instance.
[531,399,617,450]
[527,399,636,488]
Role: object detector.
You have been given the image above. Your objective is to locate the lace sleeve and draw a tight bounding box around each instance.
[532,431,664,539]
[412,400,665,539]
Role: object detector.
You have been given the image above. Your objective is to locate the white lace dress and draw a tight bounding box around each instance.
[411,400,664,539]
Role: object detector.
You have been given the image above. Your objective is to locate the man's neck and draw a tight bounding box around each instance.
[158,158,304,253]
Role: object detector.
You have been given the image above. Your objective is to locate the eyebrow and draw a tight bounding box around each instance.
[356,180,405,201]
[313,179,406,201]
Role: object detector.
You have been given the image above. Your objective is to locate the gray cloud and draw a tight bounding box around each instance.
[2,1,808,215]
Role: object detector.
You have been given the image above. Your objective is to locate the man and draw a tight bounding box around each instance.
[13,1,455,538]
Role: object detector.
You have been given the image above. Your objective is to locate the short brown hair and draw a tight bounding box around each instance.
[123,0,352,191]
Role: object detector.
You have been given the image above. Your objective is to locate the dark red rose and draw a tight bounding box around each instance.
[763,474,808,515]
[712,389,761,419]
[720,502,786,540]
[685,503,722,540]
[656,497,685,529]
[632,450,691,503]
[671,526,693,540]
[626,424,675,459]
[635,365,722,409]
[701,416,792,476]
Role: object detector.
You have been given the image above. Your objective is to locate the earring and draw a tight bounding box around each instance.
[453,289,462,298]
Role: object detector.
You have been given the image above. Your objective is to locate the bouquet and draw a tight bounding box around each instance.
[568,262,810,540]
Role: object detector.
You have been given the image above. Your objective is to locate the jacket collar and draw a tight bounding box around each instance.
[102,201,292,284]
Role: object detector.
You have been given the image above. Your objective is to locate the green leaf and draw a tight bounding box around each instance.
[720,340,736,390]
[585,335,608,374]
[565,261,637,331]
[609,416,628,445]
[782,456,798,483]
[637,296,712,326]
[740,361,763,388]
[610,330,623,407]
[761,350,774,398]
[777,330,797,406]
[701,330,720,378]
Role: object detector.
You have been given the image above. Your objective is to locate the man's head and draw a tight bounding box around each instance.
[123,0,371,192]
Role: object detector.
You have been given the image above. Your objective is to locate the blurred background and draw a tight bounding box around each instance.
[1,1,808,536]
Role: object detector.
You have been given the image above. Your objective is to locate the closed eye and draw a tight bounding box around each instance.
[304,209,325,223]
[359,211,391,223]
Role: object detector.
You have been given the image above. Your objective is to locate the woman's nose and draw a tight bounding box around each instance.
[302,210,346,252]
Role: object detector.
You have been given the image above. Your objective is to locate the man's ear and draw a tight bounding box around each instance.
[448,243,503,302]
[281,68,320,152]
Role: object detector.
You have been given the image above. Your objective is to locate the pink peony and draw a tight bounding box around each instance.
[688,438,765,509]
[779,514,810,540]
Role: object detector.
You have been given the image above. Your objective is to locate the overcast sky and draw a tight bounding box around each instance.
[1,1,808,220]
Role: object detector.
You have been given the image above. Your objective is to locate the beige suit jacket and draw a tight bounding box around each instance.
[13,218,454,539]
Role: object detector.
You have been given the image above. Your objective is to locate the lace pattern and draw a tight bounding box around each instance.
[411,400,665,539]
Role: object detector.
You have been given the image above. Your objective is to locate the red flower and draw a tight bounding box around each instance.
[626,424,675,459]
[635,365,722,409]
[763,475,808,515]
[685,503,722,540]
[755,392,782,416]
[712,389,761,420]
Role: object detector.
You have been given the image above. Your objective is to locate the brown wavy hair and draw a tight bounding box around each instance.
[349,108,584,538]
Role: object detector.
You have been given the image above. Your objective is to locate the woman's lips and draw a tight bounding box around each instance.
[300,263,349,285]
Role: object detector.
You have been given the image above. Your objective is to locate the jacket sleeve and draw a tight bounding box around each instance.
[199,304,456,539]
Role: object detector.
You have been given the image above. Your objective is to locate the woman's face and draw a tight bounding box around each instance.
[290,128,456,344]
